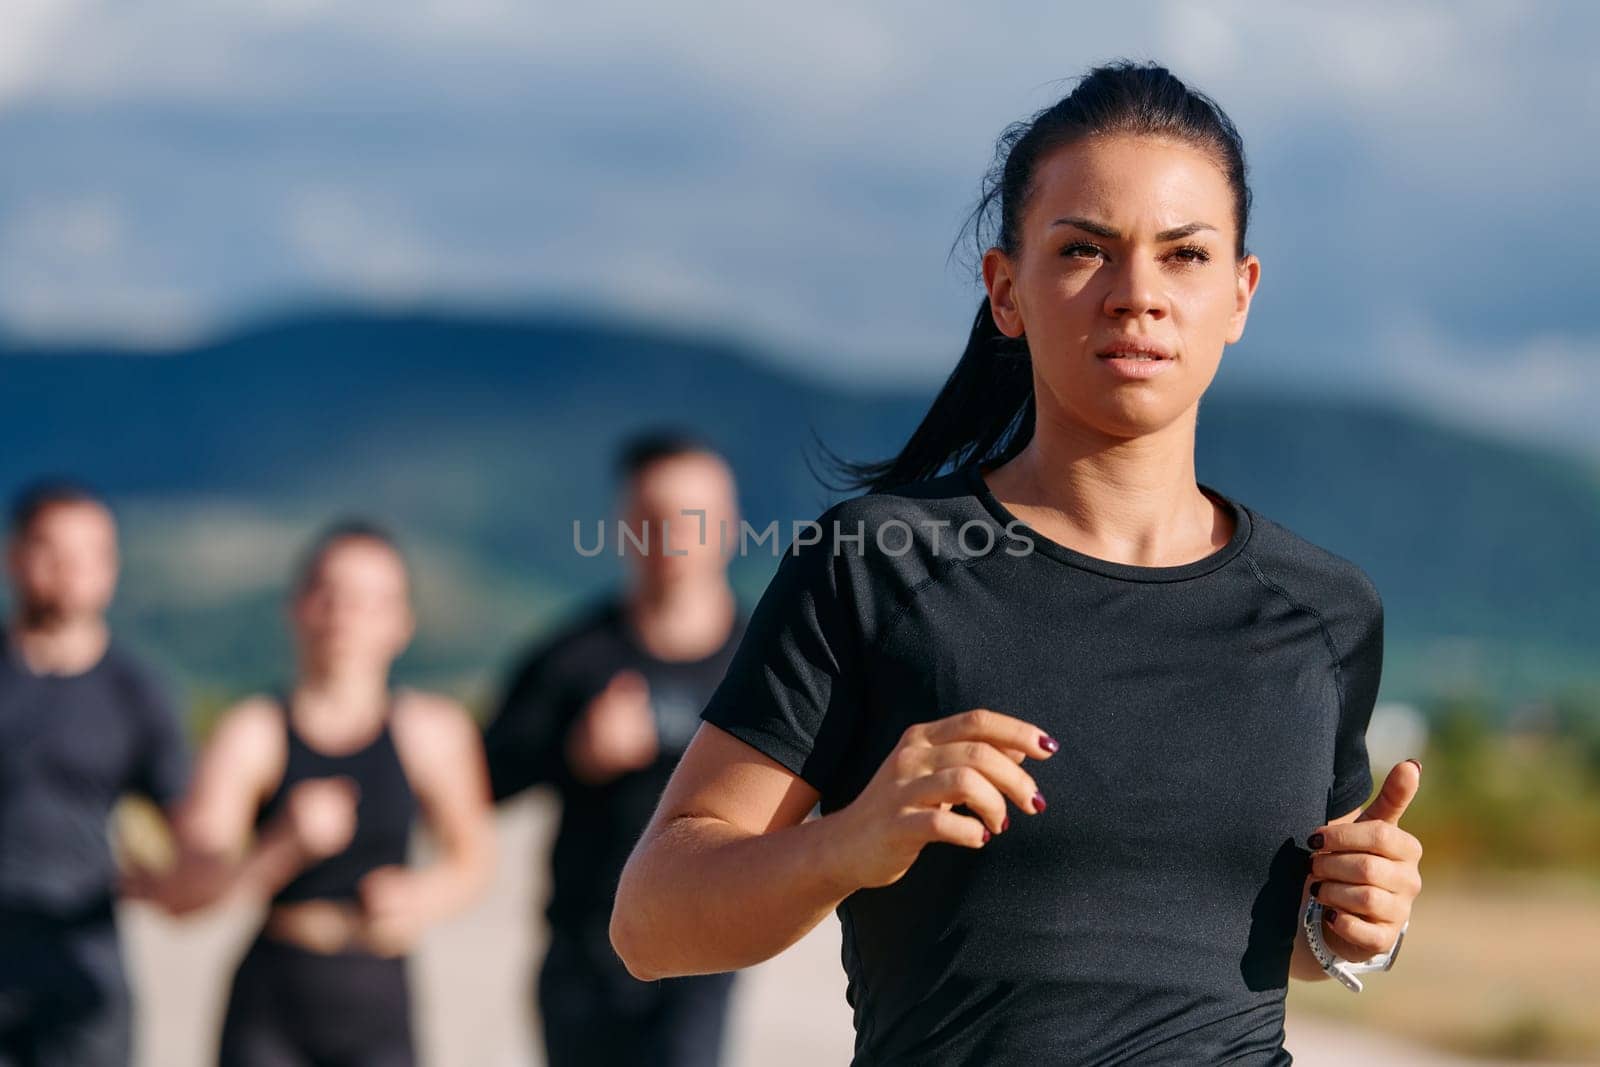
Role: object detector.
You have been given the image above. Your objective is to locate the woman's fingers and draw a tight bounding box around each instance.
[1321,906,1404,958]
[913,708,1059,762]
[1310,880,1408,924]
[902,766,1009,834]
[1309,851,1418,896]
[902,807,991,850]
[1309,819,1421,863]
[917,741,1041,817]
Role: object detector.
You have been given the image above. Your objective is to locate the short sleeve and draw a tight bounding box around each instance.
[699,510,868,796]
[130,668,191,808]
[1325,576,1384,821]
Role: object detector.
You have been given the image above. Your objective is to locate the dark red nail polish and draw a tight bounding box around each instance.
[982,829,992,843]
[1002,816,1010,832]
[1031,793,1047,813]
[1310,881,1322,898]
[1040,734,1060,754]
[1307,832,1325,850]
[1324,908,1338,923]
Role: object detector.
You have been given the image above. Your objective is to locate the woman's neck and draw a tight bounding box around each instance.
[984,406,1232,567]
[290,666,392,745]
[7,612,110,676]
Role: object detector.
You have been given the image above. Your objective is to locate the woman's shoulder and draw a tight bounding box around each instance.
[391,689,481,768]
[797,465,997,565]
[197,694,289,783]
[393,688,475,733]
[743,468,1000,641]
[1235,502,1383,623]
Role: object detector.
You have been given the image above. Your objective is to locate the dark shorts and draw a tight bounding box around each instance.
[0,910,130,1067]
[538,924,737,1067]
[217,932,415,1067]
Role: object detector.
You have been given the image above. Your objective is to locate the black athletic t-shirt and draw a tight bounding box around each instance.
[0,630,190,921]
[483,594,747,937]
[699,462,1383,1066]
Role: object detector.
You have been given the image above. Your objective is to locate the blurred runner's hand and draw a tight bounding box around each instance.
[567,669,659,785]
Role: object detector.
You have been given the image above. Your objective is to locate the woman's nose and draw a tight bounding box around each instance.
[1102,258,1169,320]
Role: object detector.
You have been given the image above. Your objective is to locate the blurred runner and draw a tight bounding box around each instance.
[0,480,189,1067]
[132,520,494,1067]
[483,431,747,1066]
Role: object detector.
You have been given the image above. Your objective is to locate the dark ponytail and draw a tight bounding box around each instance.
[821,59,1252,494]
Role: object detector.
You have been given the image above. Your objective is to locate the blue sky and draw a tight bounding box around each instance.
[1,2,1596,457]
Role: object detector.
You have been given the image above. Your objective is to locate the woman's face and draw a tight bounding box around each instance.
[983,133,1260,440]
[292,537,414,675]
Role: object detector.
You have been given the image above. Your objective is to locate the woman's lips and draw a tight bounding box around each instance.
[1096,348,1174,379]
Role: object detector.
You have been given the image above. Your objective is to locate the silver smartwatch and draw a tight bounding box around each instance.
[1300,897,1407,992]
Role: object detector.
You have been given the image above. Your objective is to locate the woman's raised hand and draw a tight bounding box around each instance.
[830,708,1058,891]
[282,776,360,861]
[1307,759,1424,959]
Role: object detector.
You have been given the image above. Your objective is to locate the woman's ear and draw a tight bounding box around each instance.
[1226,253,1261,344]
[982,247,1026,338]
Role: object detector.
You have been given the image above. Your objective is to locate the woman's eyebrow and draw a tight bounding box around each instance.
[1050,216,1217,241]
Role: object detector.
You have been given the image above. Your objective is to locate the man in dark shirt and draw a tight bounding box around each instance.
[483,432,747,1066]
[0,481,190,1067]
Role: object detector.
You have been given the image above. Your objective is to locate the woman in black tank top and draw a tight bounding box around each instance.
[133,521,496,1066]
[252,690,419,907]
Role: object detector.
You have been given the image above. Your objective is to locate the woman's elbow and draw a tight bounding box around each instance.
[609,867,661,980]
[615,836,685,978]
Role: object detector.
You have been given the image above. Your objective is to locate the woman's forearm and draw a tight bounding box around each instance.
[403,833,495,924]
[143,819,311,915]
[611,809,860,981]
[234,820,319,900]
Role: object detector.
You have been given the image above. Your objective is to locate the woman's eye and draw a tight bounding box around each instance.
[1061,243,1103,260]
[1170,244,1211,264]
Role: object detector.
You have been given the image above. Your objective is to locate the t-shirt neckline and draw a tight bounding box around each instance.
[962,461,1253,583]
[0,623,115,680]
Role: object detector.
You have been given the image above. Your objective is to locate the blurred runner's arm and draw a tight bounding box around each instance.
[359,692,497,955]
[125,696,345,914]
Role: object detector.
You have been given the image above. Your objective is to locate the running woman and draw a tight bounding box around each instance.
[483,431,746,1066]
[136,520,494,1067]
[611,61,1425,1065]
[0,481,190,1067]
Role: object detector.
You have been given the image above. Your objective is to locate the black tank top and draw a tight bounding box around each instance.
[253,693,419,904]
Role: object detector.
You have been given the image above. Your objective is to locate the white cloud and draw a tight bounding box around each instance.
[1377,318,1600,454]
[0,0,92,103]
[286,187,435,300]
[0,193,207,342]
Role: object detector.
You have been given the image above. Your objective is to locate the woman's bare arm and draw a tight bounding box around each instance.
[612,709,1056,981]
[610,724,838,980]
[127,696,343,913]
[367,690,497,939]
